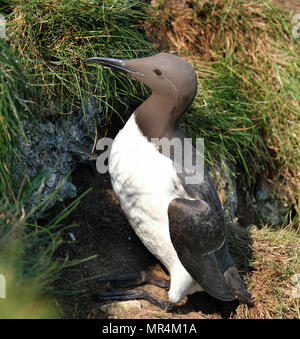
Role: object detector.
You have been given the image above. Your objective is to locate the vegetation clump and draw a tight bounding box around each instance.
[143,0,299,222]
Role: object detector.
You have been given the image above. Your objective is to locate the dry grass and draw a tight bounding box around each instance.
[229,224,300,318]
[143,0,300,222]
[144,0,283,58]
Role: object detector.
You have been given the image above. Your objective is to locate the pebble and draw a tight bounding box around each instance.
[100,301,142,315]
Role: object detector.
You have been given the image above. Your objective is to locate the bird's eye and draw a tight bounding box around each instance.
[153,69,162,76]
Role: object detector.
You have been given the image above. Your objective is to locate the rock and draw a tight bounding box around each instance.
[58,180,77,200]
[208,161,238,224]
[255,178,289,226]
[100,301,142,316]
[209,162,290,227]
[19,96,102,218]
[46,173,57,188]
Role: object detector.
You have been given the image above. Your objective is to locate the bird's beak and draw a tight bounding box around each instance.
[87,57,144,77]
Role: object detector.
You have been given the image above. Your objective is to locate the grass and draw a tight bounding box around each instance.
[143,0,300,224]
[0,39,90,317]
[0,39,34,201]
[0,178,95,318]
[229,224,300,319]
[182,63,268,182]
[8,0,154,121]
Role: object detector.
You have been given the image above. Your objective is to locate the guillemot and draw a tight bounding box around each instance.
[88,53,252,308]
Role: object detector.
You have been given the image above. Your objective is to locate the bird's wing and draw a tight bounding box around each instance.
[168,198,251,303]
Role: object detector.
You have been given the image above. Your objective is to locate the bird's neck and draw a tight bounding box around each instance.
[134,93,179,139]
